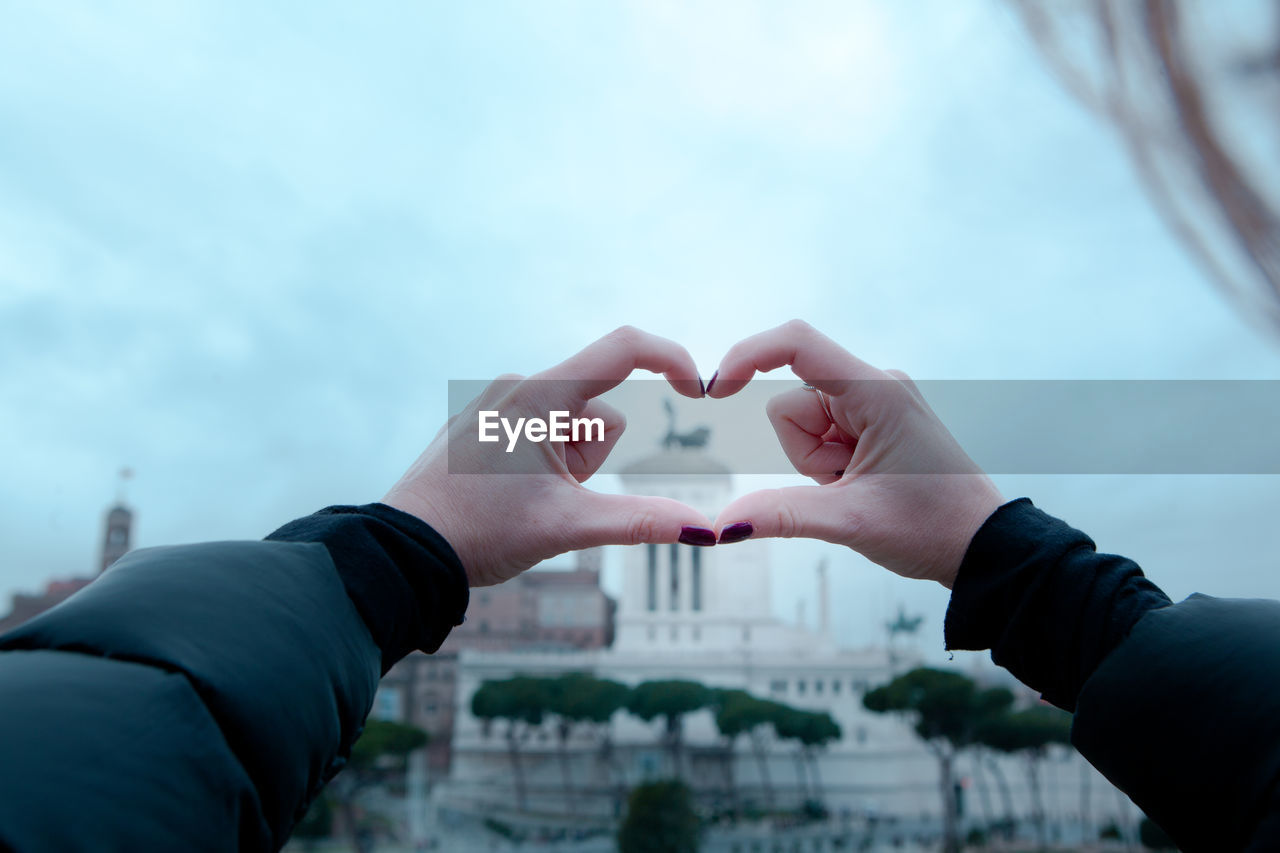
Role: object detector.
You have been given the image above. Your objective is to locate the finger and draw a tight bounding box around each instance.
[707,319,884,398]
[533,326,704,405]
[713,485,850,544]
[473,373,526,407]
[446,373,526,440]
[765,388,855,480]
[884,369,926,403]
[563,399,626,482]
[568,492,716,549]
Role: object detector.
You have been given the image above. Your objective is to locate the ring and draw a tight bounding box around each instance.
[802,383,835,422]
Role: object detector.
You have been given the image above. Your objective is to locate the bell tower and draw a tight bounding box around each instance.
[100,468,134,574]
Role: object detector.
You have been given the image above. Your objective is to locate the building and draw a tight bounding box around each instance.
[428,436,1135,841]
[443,444,927,821]
[0,500,133,635]
[447,548,614,652]
[374,549,616,774]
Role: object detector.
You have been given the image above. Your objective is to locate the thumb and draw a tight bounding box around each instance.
[713,485,850,545]
[568,491,717,549]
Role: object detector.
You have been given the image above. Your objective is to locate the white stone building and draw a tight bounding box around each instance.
[434,444,1136,839]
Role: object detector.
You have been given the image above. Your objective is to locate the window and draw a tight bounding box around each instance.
[797,679,806,695]
[646,545,657,612]
[372,687,400,721]
[832,679,842,695]
[770,679,787,694]
[691,547,702,611]
[669,543,680,610]
[815,679,824,695]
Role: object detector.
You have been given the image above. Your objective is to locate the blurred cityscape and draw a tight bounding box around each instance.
[4,0,1279,849]
[2,435,1144,852]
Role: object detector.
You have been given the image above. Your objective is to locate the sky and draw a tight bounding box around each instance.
[3,1,1280,660]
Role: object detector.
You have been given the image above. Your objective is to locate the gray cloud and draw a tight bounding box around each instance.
[2,2,1279,646]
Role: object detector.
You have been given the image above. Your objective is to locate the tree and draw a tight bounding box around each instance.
[709,689,748,814]
[626,680,712,779]
[544,672,630,817]
[617,779,700,853]
[470,676,551,812]
[709,689,776,814]
[964,748,997,833]
[981,749,1018,840]
[976,704,1072,849]
[863,668,1013,853]
[771,706,814,804]
[773,708,841,812]
[711,690,779,811]
[582,677,635,817]
[327,719,429,853]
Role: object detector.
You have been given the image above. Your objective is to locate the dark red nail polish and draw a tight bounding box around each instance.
[679,526,716,547]
[718,521,753,544]
[698,376,706,397]
[705,371,719,396]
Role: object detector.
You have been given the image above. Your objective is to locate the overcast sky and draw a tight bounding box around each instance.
[3,2,1280,658]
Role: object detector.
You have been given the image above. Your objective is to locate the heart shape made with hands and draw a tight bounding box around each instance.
[385,321,1002,589]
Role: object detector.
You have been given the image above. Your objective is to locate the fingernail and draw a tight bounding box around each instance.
[718,521,754,544]
[679,526,717,547]
[698,375,706,397]
[705,370,719,396]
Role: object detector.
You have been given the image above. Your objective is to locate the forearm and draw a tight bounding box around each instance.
[0,538,382,849]
[943,497,1171,711]
[0,504,470,850]
[943,499,1280,851]
[266,502,470,672]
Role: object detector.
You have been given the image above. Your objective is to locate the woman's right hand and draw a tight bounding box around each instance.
[707,320,1004,589]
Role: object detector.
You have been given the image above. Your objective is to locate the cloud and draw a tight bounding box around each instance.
[620,0,903,149]
[2,0,1280,641]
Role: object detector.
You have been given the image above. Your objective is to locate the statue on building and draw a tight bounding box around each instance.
[661,399,710,450]
[886,605,924,637]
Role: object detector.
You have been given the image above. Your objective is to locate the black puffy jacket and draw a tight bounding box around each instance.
[0,504,467,852]
[4,498,1278,850]
[946,498,1280,852]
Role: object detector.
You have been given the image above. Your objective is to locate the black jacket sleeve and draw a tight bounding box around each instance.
[265,502,470,672]
[945,498,1280,852]
[0,503,468,852]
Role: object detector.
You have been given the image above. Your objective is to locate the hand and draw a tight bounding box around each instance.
[382,327,716,587]
[707,320,1003,588]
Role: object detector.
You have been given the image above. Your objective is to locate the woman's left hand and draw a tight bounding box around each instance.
[383,326,716,587]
